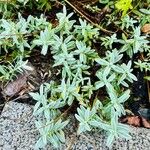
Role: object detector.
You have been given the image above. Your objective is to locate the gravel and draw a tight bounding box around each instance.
[0,102,150,150]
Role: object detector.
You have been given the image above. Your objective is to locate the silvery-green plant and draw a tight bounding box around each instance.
[95,68,116,90]
[33,26,54,55]
[119,27,149,57]
[35,119,69,148]
[29,84,51,120]
[27,14,50,32]
[30,83,66,119]
[17,0,29,5]
[2,4,145,149]
[0,14,30,53]
[1,2,150,149]
[50,35,75,55]
[106,89,130,117]
[73,41,98,64]
[56,78,81,106]
[0,13,51,54]
[101,34,118,49]
[118,61,137,87]
[135,60,150,81]
[95,49,123,73]
[29,6,138,149]
[56,6,76,35]
[71,60,90,83]
[91,49,136,147]
[29,82,69,148]
[0,57,33,81]
[0,14,53,83]
[75,100,131,147]
[75,104,99,134]
[102,111,131,147]
[82,78,95,99]
[121,15,137,30]
[135,60,150,72]
[95,50,137,88]
[53,48,76,78]
[74,18,99,43]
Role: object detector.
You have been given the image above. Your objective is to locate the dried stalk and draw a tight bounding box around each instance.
[64,0,114,35]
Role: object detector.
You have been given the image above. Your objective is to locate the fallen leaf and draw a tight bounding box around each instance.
[121,116,141,127]
[2,75,28,97]
[2,62,37,97]
[141,24,150,34]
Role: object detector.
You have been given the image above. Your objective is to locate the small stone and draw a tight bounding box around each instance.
[1,102,150,150]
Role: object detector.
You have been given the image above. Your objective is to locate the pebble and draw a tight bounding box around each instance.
[0,102,150,150]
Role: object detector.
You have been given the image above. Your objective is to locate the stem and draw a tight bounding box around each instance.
[64,0,114,35]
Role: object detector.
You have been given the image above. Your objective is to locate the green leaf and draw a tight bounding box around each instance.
[95,81,105,89]
[35,138,45,149]
[106,133,115,147]
[139,9,150,15]
[115,0,133,16]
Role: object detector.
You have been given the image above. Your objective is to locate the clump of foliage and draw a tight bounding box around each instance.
[29,6,137,148]
[115,0,133,16]
[0,0,150,149]
[135,48,150,80]
[0,57,33,81]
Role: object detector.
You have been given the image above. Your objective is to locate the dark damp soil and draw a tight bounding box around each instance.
[129,71,150,115]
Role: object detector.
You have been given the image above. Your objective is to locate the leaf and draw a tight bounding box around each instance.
[0,66,6,75]
[106,133,115,148]
[41,44,49,55]
[95,81,105,89]
[29,92,40,101]
[99,0,109,4]
[2,74,28,97]
[121,116,140,126]
[33,102,41,115]
[139,9,150,15]
[35,138,45,149]
[118,89,130,103]
[117,123,131,139]
[22,62,34,71]
[141,24,150,34]
[56,130,65,143]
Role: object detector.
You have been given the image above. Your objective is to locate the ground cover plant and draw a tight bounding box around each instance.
[0,0,150,149]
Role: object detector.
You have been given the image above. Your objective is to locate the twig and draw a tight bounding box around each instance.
[66,133,77,150]
[112,21,129,37]
[0,94,29,109]
[64,0,114,35]
[128,0,141,15]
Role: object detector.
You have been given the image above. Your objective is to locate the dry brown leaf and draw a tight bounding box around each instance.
[121,116,141,127]
[2,62,37,97]
[141,24,150,34]
[2,75,28,97]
